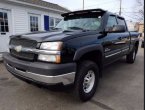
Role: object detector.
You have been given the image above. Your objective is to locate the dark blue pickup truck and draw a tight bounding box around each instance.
[3,9,139,101]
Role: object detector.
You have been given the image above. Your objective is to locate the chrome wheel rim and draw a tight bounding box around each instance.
[83,70,95,93]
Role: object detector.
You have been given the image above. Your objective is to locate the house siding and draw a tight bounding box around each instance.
[13,7,29,34]
[0,2,62,34]
[0,1,63,56]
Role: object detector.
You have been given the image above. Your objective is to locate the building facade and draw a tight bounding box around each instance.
[126,21,137,31]
[137,23,144,37]
[0,0,69,60]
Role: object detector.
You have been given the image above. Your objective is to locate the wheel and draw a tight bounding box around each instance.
[126,47,137,64]
[74,60,99,102]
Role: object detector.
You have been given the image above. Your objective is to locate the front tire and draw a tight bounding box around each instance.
[74,60,99,102]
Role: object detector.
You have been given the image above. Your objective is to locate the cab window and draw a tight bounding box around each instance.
[106,16,117,27]
[117,17,127,31]
[117,17,126,26]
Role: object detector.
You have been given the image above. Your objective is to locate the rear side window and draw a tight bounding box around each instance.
[106,16,117,27]
[117,17,126,26]
[117,17,127,31]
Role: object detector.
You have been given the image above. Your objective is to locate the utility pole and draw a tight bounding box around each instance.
[119,0,122,15]
[83,0,84,10]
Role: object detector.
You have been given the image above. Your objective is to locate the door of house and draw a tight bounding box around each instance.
[0,9,12,53]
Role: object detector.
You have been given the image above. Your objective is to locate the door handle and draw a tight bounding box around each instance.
[120,36,129,39]
[118,37,122,40]
[124,36,130,39]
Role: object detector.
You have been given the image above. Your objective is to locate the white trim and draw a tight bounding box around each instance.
[105,51,121,58]
[28,12,41,16]
[0,8,11,11]
[105,48,129,58]
[11,9,15,35]
[122,48,129,52]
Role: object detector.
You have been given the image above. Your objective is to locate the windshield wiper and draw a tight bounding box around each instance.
[51,27,62,30]
[68,27,84,30]
[67,27,90,32]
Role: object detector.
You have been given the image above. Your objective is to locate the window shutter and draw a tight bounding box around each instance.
[44,15,49,31]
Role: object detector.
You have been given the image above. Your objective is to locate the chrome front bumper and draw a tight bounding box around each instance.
[6,63,76,85]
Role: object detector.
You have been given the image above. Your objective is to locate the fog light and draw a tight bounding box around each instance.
[38,54,61,63]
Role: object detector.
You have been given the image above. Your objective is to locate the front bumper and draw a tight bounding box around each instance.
[3,53,76,85]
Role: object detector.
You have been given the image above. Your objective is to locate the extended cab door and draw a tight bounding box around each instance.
[103,15,124,65]
[116,17,130,54]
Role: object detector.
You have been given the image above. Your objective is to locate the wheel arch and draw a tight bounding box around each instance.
[134,40,139,53]
[73,44,104,77]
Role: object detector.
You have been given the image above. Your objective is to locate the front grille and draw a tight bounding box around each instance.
[10,38,37,48]
[10,49,35,61]
[10,38,37,61]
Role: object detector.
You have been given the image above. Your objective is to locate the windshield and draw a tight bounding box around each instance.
[55,16,102,31]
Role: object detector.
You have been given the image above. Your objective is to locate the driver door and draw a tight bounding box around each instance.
[103,15,124,65]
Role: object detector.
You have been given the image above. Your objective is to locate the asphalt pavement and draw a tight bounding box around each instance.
[0,48,144,110]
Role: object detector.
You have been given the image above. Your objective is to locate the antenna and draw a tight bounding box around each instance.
[119,0,122,15]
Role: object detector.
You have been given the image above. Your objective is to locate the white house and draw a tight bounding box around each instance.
[0,0,69,60]
[126,21,137,32]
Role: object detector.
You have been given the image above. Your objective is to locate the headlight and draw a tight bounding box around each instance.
[40,42,62,50]
[38,42,62,63]
[38,54,61,63]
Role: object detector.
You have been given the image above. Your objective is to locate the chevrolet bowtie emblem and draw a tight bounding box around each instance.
[14,45,22,52]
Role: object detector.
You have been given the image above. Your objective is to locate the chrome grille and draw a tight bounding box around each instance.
[9,38,37,60]
[10,38,37,48]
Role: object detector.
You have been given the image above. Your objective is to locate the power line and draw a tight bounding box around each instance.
[123,12,140,13]
[123,13,140,20]
[115,12,140,13]
[121,8,141,21]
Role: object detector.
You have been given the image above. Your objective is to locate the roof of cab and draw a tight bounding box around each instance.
[61,8,125,19]
[61,8,107,17]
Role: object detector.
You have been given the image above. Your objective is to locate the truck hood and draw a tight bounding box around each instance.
[11,30,101,42]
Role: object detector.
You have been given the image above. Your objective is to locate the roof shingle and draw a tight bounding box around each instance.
[16,0,70,12]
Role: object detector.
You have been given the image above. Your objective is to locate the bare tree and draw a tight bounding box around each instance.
[136,0,144,22]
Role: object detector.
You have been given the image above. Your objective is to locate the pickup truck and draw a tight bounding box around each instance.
[3,9,139,101]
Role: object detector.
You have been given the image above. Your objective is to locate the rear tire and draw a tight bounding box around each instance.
[141,41,144,48]
[126,47,137,64]
[74,60,99,102]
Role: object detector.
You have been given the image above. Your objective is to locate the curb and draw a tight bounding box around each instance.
[0,54,3,62]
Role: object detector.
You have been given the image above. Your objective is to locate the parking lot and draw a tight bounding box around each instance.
[0,48,144,110]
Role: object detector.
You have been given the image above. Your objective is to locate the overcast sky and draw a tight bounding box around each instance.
[43,0,138,22]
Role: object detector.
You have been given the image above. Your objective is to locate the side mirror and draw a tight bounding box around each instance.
[105,25,126,33]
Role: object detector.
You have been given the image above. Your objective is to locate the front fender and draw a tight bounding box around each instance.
[73,44,104,61]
